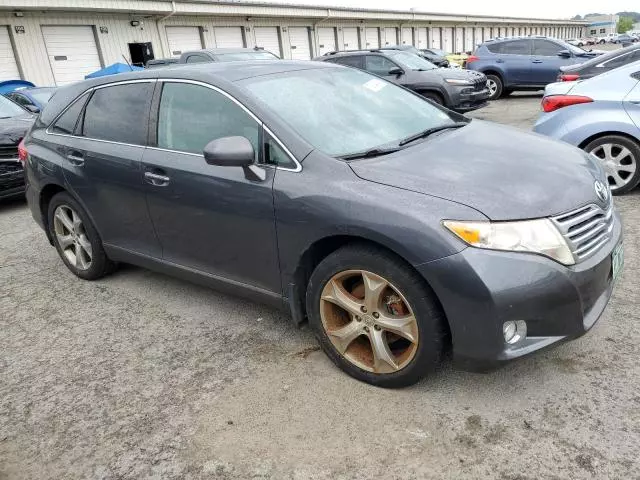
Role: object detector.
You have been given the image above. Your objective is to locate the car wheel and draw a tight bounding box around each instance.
[420,91,443,105]
[47,192,116,280]
[585,135,640,195]
[306,244,447,388]
[599,39,605,44]
[485,74,503,100]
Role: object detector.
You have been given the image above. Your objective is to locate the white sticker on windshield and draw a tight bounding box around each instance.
[363,79,387,92]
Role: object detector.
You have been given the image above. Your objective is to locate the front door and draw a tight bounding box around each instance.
[531,39,574,85]
[141,80,281,293]
[364,55,403,84]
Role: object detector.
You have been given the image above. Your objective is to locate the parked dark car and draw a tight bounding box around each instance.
[418,48,451,67]
[147,47,279,69]
[5,87,57,113]
[0,95,34,200]
[24,61,621,387]
[380,45,449,67]
[467,36,602,99]
[315,50,488,112]
[558,43,640,82]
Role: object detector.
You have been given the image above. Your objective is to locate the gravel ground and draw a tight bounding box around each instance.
[2,95,640,480]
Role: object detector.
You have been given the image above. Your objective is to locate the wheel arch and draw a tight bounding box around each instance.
[39,182,67,245]
[578,130,640,150]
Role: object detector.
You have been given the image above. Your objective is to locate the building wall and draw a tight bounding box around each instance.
[0,9,586,85]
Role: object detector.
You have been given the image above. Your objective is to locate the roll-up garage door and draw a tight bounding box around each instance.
[365,28,379,48]
[254,27,281,57]
[41,26,101,86]
[166,26,202,57]
[474,27,483,47]
[317,27,336,55]
[454,28,464,53]
[213,27,244,48]
[382,27,396,46]
[401,27,413,45]
[431,27,441,48]
[442,28,453,52]
[464,27,474,52]
[288,27,311,60]
[416,28,427,49]
[483,27,492,41]
[0,26,19,81]
[342,27,359,50]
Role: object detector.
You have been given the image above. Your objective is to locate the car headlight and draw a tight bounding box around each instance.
[444,78,474,85]
[443,219,575,265]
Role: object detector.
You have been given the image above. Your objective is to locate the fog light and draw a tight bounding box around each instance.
[503,320,527,345]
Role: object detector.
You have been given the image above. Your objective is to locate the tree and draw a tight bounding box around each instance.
[617,16,634,33]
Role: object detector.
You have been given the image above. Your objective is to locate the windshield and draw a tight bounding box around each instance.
[0,95,27,118]
[386,51,437,70]
[241,67,454,157]
[29,89,55,105]
[216,51,279,62]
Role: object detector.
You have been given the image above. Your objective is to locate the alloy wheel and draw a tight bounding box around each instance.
[589,143,637,191]
[319,270,419,374]
[53,205,93,270]
[487,79,498,97]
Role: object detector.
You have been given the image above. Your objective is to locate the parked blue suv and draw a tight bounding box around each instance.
[467,36,602,99]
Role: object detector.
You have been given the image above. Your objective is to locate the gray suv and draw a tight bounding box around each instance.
[23,61,622,387]
[315,49,489,112]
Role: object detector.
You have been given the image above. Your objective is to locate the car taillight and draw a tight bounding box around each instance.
[542,95,593,113]
[466,55,479,64]
[559,73,580,82]
[18,139,28,164]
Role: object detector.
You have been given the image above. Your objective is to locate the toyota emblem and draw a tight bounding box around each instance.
[594,180,609,203]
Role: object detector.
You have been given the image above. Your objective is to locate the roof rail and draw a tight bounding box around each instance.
[323,49,384,56]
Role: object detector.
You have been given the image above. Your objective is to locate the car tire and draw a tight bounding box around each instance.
[306,244,447,388]
[420,91,444,106]
[584,135,640,195]
[599,39,605,44]
[486,74,503,100]
[47,192,116,280]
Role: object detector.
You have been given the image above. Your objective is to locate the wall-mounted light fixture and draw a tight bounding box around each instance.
[130,20,141,27]
[14,11,24,17]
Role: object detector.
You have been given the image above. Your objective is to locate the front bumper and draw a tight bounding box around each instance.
[417,209,622,371]
[450,87,491,112]
[0,160,25,200]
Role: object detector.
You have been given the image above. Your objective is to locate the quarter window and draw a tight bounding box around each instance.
[185,55,208,63]
[330,56,365,69]
[365,56,398,75]
[82,83,152,145]
[533,40,564,56]
[157,82,259,158]
[265,136,295,169]
[51,93,90,135]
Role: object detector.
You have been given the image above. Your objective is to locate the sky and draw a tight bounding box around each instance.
[276,0,638,19]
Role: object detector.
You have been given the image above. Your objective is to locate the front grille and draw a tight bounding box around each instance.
[552,203,614,262]
[0,145,19,161]
[472,76,486,92]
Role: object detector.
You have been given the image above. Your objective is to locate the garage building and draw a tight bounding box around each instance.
[0,0,587,86]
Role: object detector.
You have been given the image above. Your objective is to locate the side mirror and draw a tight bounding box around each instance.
[203,136,255,167]
[25,104,40,113]
[558,50,572,58]
[388,67,404,76]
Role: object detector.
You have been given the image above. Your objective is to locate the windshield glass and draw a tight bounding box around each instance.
[29,89,55,105]
[0,95,27,118]
[241,67,454,157]
[387,51,437,70]
[216,51,278,61]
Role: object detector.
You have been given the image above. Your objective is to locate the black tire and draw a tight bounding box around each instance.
[599,39,605,44]
[420,91,443,106]
[306,244,447,388]
[47,192,116,280]
[584,135,640,195]
[485,74,503,100]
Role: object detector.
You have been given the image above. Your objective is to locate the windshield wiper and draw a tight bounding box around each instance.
[339,146,402,161]
[398,122,468,147]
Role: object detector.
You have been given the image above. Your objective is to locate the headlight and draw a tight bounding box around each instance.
[444,78,473,85]
[443,219,575,265]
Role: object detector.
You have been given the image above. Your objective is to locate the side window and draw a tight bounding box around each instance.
[533,40,564,56]
[501,40,531,55]
[157,82,259,158]
[82,83,152,145]
[365,56,398,75]
[186,55,208,63]
[332,56,364,69]
[264,135,295,169]
[51,93,90,135]
[8,93,29,107]
[486,43,504,54]
[603,51,633,69]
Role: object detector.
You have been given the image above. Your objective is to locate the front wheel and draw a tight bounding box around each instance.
[485,74,503,100]
[599,39,606,44]
[584,135,640,195]
[306,244,447,388]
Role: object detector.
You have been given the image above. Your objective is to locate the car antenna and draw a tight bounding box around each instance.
[122,54,134,70]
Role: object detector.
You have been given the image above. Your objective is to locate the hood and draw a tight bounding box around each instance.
[435,68,485,81]
[0,113,34,146]
[349,120,606,220]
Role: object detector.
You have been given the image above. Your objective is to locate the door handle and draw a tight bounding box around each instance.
[144,171,170,186]
[532,59,543,63]
[496,59,504,63]
[66,152,84,166]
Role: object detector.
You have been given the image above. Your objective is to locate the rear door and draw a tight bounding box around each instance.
[531,39,573,85]
[56,80,161,257]
[498,39,532,84]
[363,55,403,84]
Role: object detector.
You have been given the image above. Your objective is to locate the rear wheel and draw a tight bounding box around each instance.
[485,74,503,100]
[306,244,447,388]
[584,135,640,195]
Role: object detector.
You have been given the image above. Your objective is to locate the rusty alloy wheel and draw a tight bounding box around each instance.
[319,270,419,374]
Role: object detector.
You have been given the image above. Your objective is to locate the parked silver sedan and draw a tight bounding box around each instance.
[534,60,640,194]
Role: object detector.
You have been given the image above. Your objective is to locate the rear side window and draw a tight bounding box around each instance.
[51,93,89,135]
[533,40,564,56]
[486,42,504,54]
[501,40,531,55]
[603,49,640,69]
[331,56,364,69]
[82,82,152,145]
[185,55,209,63]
